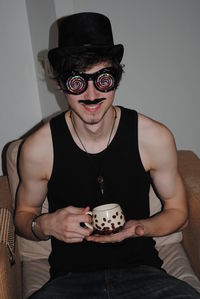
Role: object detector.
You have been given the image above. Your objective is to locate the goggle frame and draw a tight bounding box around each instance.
[59,67,117,95]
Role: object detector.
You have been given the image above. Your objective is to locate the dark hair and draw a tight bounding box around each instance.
[49,48,124,88]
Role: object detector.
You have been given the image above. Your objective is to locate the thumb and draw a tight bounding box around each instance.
[135,224,145,236]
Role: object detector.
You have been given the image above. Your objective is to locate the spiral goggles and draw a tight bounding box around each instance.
[59,67,117,95]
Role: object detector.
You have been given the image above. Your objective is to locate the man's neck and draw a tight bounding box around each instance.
[67,106,119,153]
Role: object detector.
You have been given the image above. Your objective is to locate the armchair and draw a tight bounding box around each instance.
[0,139,200,298]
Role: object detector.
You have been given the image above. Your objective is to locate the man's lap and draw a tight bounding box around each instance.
[29,265,200,299]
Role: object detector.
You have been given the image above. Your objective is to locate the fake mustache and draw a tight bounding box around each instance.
[78,98,106,105]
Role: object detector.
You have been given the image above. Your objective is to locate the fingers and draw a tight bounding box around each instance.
[66,206,90,214]
[66,213,92,225]
[66,207,92,235]
[86,221,145,243]
[50,206,92,243]
[77,226,93,237]
[86,231,125,243]
[56,225,92,243]
[62,214,92,236]
[62,230,91,243]
[68,238,85,243]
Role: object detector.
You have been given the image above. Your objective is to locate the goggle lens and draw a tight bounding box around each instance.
[66,75,87,95]
[60,68,117,95]
[95,72,115,92]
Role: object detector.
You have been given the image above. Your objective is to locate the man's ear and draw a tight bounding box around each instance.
[57,80,64,93]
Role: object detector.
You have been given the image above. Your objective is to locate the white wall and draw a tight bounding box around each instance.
[54,0,200,156]
[1,0,200,174]
[0,0,42,174]
[54,0,74,18]
[25,0,66,121]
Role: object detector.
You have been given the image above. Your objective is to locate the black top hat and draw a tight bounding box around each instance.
[48,12,124,67]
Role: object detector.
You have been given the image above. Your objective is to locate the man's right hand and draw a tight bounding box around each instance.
[40,206,93,243]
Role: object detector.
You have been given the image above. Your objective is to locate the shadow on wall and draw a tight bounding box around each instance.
[1,17,71,175]
[38,49,68,114]
[37,17,69,114]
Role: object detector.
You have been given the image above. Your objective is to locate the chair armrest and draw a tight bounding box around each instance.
[0,176,22,299]
[0,176,13,211]
[0,243,22,299]
[178,150,200,280]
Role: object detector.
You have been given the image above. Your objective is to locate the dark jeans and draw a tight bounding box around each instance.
[29,265,200,299]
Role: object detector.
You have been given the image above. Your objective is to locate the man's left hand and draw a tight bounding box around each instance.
[86,220,144,243]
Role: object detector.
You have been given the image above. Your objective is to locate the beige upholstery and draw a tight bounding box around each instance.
[1,139,200,298]
[0,176,22,299]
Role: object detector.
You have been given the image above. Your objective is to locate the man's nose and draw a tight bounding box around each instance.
[85,81,99,99]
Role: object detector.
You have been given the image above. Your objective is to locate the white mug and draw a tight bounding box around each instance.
[85,203,125,234]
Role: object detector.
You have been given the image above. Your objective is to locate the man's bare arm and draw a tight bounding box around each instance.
[14,126,51,240]
[14,124,92,242]
[139,118,187,237]
[87,115,188,243]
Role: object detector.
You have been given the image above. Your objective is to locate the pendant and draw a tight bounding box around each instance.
[97,175,104,195]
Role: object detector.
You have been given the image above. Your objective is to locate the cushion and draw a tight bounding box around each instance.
[23,259,50,298]
[159,242,200,292]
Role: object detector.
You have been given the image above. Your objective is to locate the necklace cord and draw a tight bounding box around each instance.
[70,106,117,152]
[70,107,117,196]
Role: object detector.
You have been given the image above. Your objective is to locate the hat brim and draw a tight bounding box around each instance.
[48,44,124,68]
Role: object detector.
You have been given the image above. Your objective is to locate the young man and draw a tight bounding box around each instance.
[14,12,200,298]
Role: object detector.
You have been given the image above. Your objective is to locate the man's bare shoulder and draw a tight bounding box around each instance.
[20,122,52,179]
[22,122,51,152]
[138,113,175,148]
[138,113,177,170]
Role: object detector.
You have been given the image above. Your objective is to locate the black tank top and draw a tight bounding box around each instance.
[47,106,162,278]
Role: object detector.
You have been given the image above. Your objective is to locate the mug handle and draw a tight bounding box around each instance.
[84,211,93,230]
